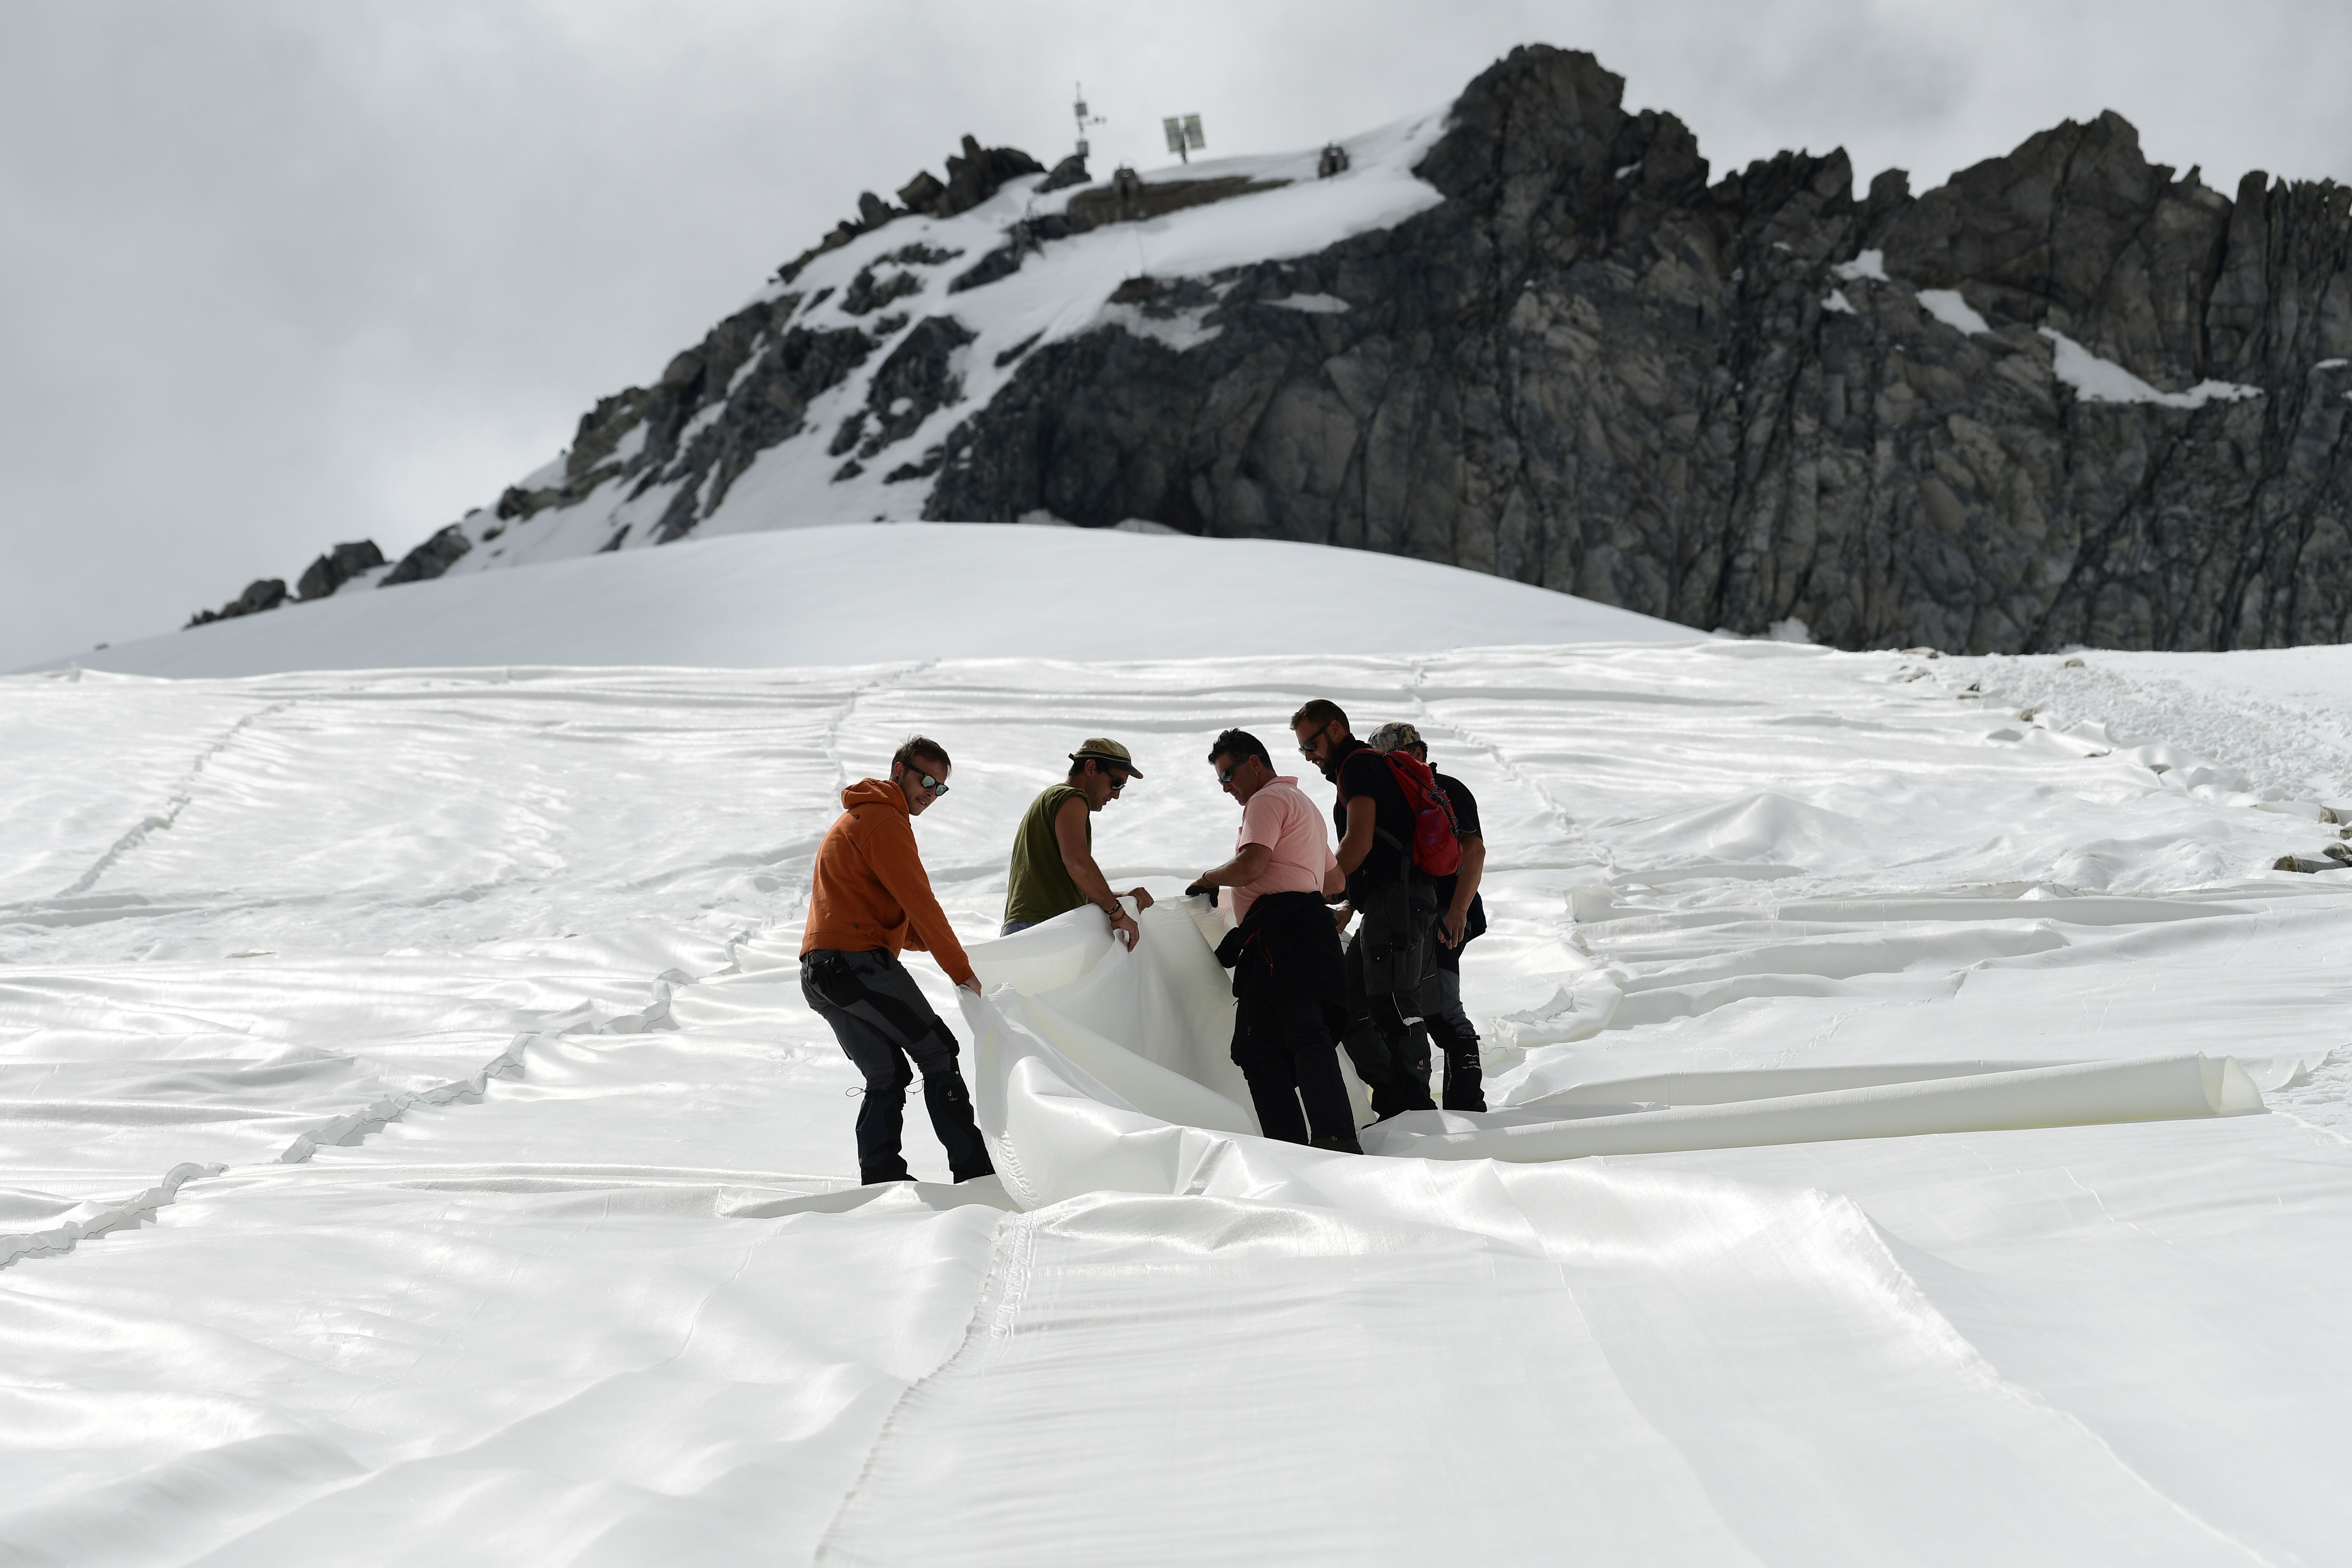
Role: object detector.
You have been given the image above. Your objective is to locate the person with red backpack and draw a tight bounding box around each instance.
[1370,721,1486,1112]
[1291,698,1442,1119]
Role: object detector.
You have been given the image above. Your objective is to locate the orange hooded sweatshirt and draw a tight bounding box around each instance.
[800,778,974,986]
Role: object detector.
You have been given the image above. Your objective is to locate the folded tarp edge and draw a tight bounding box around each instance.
[1366,1054,2267,1162]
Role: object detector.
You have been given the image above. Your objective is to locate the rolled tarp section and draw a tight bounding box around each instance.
[1363,1054,2265,1162]
[964,896,2269,1177]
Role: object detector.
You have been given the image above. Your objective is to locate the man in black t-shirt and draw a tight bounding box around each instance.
[1370,722,1485,1111]
[1292,698,1437,1120]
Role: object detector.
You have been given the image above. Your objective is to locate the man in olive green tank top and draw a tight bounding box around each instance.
[1003,738,1157,946]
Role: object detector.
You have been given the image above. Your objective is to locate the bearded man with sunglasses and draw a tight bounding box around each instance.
[1291,699,1440,1120]
[800,736,994,1187]
[1001,738,1155,945]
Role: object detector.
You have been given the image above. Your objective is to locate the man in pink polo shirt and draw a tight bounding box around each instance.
[1187,728,1359,1152]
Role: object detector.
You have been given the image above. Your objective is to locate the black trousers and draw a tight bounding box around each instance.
[1232,987,1360,1149]
[800,948,994,1185]
[1339,879,1439,1120]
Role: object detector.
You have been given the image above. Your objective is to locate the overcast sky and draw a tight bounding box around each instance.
[4,0,2347,670]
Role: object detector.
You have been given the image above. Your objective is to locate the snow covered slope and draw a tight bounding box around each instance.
[6,637,2352,1562]
[364,111,1452,580]
[53,522,1687,678]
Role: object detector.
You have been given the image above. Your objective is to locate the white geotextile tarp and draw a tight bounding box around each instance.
[14,647,2352,1564]
[964,901,2265,1201]
[919,916,2298,1563]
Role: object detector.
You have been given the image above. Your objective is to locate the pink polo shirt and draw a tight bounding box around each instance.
[1230,776,1338,921]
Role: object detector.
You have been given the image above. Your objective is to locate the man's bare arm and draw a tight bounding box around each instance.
[1055,796,1143,944]
[1439,833,1486,947]
[1193,841,1271,891]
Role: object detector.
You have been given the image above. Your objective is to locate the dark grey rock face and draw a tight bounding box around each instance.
[929,47,2352,652]
[775,135,1045,286]
[840,266,925,316]
[490,303,879,547]
[382,523,473,586]
[860,317,976,455]
[297,540,387,601]
[928,136,1045,218]
[186,578,289,628]
[182,49,2352,653]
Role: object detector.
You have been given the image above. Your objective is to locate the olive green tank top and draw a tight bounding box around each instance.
[1004,784,1092,927]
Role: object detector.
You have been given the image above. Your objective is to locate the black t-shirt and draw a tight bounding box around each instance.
[1432,770,1486,947]
[1332,740,1414,898]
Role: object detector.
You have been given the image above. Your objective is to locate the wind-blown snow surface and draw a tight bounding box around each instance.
[8,639,2352,1563]
[42,524,1685,679]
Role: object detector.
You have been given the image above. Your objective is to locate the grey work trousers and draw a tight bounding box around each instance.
[1425,963,1484,1112]
[800,947,993,1186]
[1339,876,1439,1120]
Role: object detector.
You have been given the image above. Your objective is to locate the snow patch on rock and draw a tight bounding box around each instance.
[2040,329,2262,408]
[1833,249,1889,282]
[1917,289,1990,335]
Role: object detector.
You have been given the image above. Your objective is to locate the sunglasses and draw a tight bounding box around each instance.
[1214,763,1238,784]
[909,770,949,796]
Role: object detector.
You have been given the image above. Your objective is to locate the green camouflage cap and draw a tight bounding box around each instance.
[1070,738,1143,776]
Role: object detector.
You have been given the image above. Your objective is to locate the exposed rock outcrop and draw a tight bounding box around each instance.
[297,540,386,601]
[1039,154,1090,194]
[929,48,2352,652]
[382,523,473,585]
[773,134,1047,286]
[1062,173,1287,231]
[187,48,2352,652]
[491,312,879,547]
[187,578,288,628]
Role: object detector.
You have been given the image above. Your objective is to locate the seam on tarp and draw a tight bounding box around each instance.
[1841,1201,2282,1566]
[2274,1108,2352,1148]
[275,1031,539,1164]
[56,698,303,897]
[274,977,679,1164]
[0,975,685,1272]
[817,660,935,798]
[0,1160,226,1269]
[814,1208,1032,1565]
[1404,653,1618,908]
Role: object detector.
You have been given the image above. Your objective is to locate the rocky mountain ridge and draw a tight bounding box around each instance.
[191,46,2352,653]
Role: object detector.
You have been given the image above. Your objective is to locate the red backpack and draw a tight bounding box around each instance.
[1374,750,1463,879]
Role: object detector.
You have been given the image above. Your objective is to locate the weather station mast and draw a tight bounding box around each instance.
[1072,83,1105,159]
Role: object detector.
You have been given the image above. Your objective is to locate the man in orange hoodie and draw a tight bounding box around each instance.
[800,736,994,1186]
